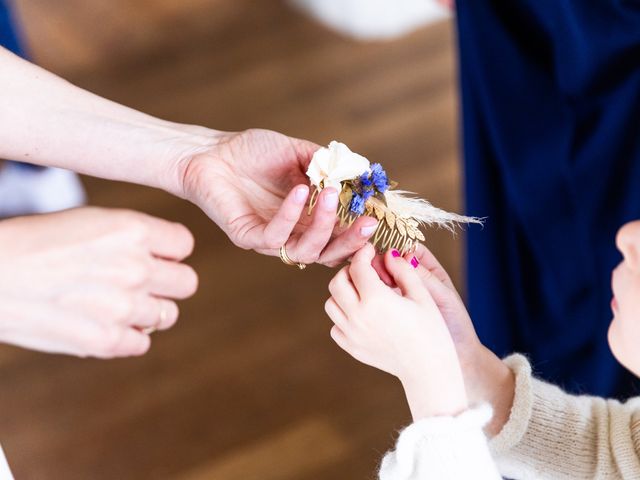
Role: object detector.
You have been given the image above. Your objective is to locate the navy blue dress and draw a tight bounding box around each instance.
[0,0,26,56]
[1,2,42,174]
[458,1,640,398]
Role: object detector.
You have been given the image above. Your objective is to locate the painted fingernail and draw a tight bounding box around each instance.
[360,224,377,237]
[294,186,308,204]
[322,190,338,210]
[411,256,420,268]
[391,250,401,258]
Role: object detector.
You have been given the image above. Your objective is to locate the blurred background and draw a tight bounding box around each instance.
[1,1,462,478]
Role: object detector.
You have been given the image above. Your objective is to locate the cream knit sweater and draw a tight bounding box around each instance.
[379,355,640,479]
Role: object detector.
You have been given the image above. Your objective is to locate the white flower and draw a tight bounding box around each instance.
[306,141,370,191]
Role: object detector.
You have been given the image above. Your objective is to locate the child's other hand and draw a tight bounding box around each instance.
[406,244,482,364]
[325,244,468,418]
[403,244,515,435]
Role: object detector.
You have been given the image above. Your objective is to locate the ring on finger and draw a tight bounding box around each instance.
[279,244,307,270]
[142,303,167,335]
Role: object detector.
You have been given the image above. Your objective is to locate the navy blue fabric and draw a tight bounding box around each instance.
[0,0,26,56]
[457,1,640,398]
[1,0,42,172]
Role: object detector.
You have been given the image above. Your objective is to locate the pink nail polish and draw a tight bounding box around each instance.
[391,250,401,258]
[411,256,419,268]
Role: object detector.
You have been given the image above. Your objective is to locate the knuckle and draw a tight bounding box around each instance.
[122,259,150,288]
[111,295,135,322]
[229,234,252,251]
[95,327,126,358]
[117,210,147,231]
[298,250,320,264]
[264,234,285,250]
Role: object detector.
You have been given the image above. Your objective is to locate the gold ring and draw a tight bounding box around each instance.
[279,245,307,270]
[142,305,167,335]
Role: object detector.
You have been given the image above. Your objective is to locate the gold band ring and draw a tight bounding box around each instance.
[279,244,307,270]
[142,305,167,335]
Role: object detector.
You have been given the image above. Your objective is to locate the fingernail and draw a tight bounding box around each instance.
[360,224,377,237]
[411,256,420,268]
[294,187,308,204]
[391,250,401,258]
[322,190,338,210]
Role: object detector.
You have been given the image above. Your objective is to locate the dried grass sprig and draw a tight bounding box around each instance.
[309,183,482,255]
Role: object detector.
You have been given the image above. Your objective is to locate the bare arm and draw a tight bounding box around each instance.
[0,47,214,196]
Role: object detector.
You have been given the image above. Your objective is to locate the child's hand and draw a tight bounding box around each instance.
[325,244,468,419]
[400,244,516,435]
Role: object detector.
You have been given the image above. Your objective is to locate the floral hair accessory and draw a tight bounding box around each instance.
[306,141,482,254]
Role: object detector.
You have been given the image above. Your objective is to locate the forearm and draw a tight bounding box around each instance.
[0,47,219,196]
[463,345,515,437]
[489,355,640,479]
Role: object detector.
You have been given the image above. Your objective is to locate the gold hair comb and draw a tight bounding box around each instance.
[307,141,481,255]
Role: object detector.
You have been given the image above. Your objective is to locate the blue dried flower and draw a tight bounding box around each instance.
[359,172,373,187]
[371,163,389,193]
[349,192,366,215]
[362,188,375,201]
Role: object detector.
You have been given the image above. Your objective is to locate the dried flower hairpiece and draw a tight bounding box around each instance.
[307,141,481,254]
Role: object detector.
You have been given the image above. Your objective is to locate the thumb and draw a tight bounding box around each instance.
[383,249,428,302]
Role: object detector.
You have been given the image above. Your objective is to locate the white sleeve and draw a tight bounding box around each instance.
[0,445,14,480]
[379,405,502,480]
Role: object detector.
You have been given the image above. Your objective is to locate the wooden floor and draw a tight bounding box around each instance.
[2,2,463,479]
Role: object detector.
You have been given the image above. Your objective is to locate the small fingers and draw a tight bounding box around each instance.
[348,244,384,297]
[411,244,455,290]
[383,249,429,302]
[371,253,395,287]
[330,325,351,353]
[328,267,359,312]
[262,185,309,249]
[317,216,379,267]
[288,187,339,264]
[324,297,349,331]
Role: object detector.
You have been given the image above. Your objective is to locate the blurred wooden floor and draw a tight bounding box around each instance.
[2,1,463,479]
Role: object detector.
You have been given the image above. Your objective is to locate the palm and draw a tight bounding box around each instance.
[183,129,319,249]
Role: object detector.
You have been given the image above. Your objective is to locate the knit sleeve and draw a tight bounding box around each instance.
[490,354,640,479]
[378,404,502,480]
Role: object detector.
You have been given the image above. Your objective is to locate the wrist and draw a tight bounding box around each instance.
[462,345,515,437]
[151,122,224,198]
[400,359,469,420]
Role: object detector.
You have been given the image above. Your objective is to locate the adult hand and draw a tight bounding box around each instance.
[177,129,379,267]
[0,207,198,358]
